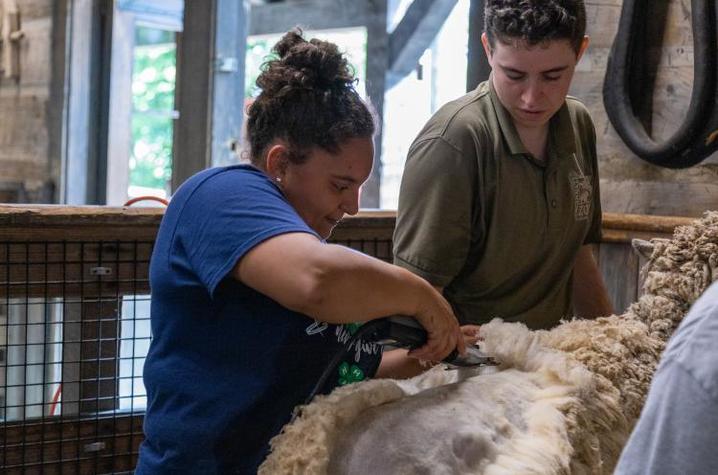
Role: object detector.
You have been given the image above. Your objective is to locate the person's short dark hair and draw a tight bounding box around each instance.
[246,28,376,167]
[484,0,586,55]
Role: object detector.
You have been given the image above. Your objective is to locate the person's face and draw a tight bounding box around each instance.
[482,33,588,131]
[270,137,374,239]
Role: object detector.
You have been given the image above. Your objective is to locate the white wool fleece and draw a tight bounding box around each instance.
[259,212,718,475]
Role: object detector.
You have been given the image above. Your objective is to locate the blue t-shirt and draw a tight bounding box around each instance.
[135,165,382,474]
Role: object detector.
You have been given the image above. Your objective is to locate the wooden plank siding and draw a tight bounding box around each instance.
[0,206,697,473]
[0,0,56,204]
[576,0,718,218]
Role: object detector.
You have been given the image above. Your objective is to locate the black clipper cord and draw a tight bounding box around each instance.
[302,317,465,407]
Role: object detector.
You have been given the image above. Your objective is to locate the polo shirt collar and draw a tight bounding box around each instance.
[488,75,578,166]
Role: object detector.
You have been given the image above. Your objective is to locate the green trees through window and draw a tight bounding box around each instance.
[129,26,177,199]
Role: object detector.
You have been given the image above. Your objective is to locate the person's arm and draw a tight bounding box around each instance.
[375,349,427,379]
[614,361,718,475]
[572,244,614,318]
[376,324,482,379]
[235,232,464,362]
[375,284,480,379]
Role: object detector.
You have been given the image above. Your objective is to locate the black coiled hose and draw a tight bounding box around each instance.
[603,0,718,168]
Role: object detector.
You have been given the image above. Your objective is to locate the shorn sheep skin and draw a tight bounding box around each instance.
[259,211,718,475]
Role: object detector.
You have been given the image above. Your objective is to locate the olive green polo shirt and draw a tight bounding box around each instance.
[393,79,602,329]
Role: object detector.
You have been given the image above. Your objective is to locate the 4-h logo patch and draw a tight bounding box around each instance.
[337,361,365,386]
[569,172,592,220]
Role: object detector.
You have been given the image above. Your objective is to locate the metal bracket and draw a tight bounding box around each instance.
[90,266,113,276]
[214,56,239,73]
[83,441,107,453]
[0,0,24,80]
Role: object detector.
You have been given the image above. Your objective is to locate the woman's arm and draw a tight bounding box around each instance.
[376,325,482,379]
[235,232,464,362]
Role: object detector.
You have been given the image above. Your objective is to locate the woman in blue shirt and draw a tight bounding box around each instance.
[135,29,465,474]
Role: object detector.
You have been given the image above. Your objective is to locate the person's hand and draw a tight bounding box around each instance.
[409,285,464,362]
[461,324,481,346]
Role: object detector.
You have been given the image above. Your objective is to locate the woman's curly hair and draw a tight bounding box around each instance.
[484,0,586,54]
[246,28,376,167]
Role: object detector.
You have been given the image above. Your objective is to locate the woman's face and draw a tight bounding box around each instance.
[277,137,374,239]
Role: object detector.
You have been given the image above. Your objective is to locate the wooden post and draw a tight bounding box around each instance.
[466,0,490,91]
[0,0,24,80]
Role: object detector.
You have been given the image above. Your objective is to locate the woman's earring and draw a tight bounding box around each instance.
[275,177,282,183]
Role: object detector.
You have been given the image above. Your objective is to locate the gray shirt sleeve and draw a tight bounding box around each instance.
[614,361,718,475]
[614,283,718,475]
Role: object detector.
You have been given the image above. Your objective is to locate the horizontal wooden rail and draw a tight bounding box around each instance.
[0,205,701,243]
[0,205,164,241]
[601,212,696,242]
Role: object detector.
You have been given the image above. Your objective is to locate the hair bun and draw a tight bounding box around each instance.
[257,28,355,95]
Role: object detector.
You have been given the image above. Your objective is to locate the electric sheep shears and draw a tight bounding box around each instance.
[363,315,499,368]
[304,315,498,406]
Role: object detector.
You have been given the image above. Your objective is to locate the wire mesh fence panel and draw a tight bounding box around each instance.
[1,240,153,475]
[0,208,396,474]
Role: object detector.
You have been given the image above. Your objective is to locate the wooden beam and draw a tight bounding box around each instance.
[172,0,213,190]
[466,0,490,91]
[63,0,103,204]
[211,0,248,167]
[386,0,457,89]
[249,0,372,34]
[0,205,698,246]
[48,0,68,203]
[173,0,248,189]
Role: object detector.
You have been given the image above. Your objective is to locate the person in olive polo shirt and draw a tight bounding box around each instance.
[393,0,614,329]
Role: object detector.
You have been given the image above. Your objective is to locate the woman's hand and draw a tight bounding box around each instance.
[408,285,464,362]
[461,324,481,346]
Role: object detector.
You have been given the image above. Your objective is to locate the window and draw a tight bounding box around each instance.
[241,2,470,209]
[381,0,470,209]
[1,299,63,422]
[118,295,151,411]
[127,26,178,201]
[105,1,183,206]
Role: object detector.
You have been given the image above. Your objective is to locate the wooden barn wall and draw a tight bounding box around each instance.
[572,0,718,217]
[0,0,57,204]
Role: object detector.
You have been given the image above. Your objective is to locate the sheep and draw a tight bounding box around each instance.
[259,211,718,475]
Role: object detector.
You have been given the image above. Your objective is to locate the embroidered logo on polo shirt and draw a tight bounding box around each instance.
[569,153,592,220]
[569,172,592,220]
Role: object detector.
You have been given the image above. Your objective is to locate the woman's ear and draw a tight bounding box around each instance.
[265,143,289,183]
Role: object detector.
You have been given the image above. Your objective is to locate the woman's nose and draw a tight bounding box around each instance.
[342,188,360,215]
